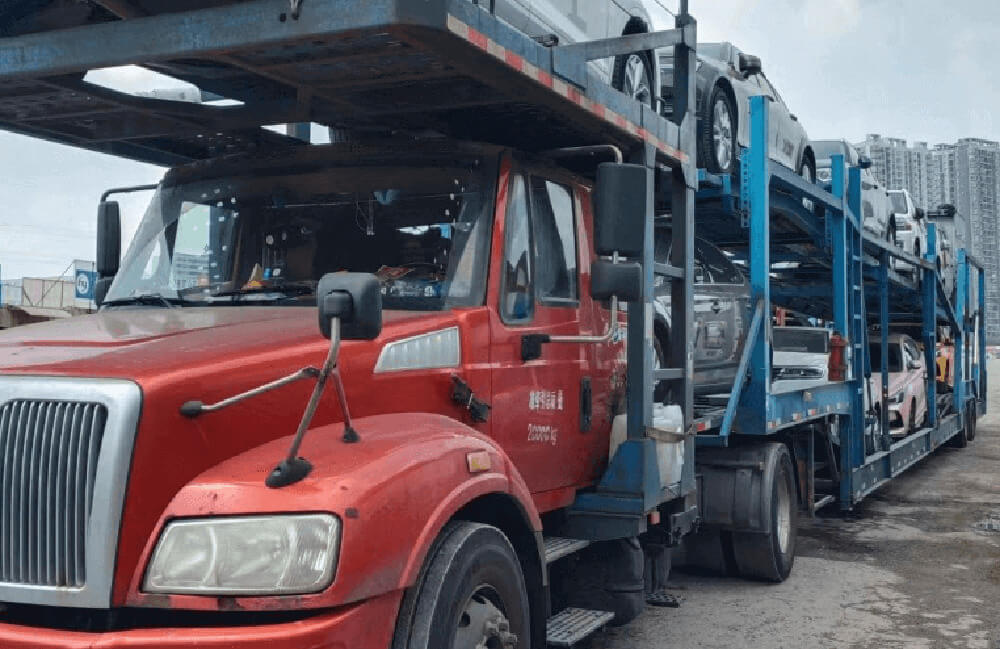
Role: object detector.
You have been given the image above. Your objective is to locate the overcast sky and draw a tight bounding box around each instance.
[2,0,998,279]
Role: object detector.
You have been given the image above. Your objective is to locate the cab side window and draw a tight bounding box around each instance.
[530,177,578,305]
[501,174,533,323]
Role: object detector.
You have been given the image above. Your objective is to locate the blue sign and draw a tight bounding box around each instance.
[75,270,97,300]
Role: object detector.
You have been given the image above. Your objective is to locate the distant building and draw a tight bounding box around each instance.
[855,134,930,209]
[857,135,1000,343]
[0,260,96,329]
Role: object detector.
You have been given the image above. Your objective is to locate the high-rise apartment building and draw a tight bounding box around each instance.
[856,135,1000,342]
[855,135,931,209]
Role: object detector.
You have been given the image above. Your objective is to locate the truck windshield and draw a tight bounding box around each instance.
[106,155,496,311]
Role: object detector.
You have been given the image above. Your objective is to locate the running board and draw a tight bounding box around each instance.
[546,608,615,648]
[543,536,591,564]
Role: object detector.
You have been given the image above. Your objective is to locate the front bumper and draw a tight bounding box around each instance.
[0,592,400,649]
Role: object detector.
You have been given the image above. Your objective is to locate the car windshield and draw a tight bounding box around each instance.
[106,152,496,311]
[812,141,847,168]
[888,191,908,215]
[869,342,903,372]
[773,328,829,353]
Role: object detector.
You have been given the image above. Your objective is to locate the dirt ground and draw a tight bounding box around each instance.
[593,361,1000,649]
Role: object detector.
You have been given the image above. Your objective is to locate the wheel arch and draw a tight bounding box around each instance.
[452,493,549,645]
[617,16,661,109]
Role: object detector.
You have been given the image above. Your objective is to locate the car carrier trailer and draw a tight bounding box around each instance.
[0,1,986,648]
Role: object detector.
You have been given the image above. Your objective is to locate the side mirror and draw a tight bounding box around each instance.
[593,163,648,258]
[94,277,113,307]
[591,259,642,302]
[317,272,382,340]
[858,155,873,170]
[97,201,122,278]
[738,53,762,76]
[914,208,925,220]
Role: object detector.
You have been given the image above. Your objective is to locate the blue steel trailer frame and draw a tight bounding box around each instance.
[691,95,986,511]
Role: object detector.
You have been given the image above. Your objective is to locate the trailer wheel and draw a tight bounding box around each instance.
[731,443,797,582]
[949,409,969,448]
[966,404,977,442]
[392,522,530,649]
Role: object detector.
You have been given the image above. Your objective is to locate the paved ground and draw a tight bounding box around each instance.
[594,361,1000,649]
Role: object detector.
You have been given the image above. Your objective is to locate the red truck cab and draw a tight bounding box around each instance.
[0,139,628,648]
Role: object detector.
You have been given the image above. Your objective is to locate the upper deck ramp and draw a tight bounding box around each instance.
[0,0,693,167]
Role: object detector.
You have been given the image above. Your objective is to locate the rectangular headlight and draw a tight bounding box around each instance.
[144,514,340,595]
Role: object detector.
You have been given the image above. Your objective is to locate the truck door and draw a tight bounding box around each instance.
[489,168,596,497]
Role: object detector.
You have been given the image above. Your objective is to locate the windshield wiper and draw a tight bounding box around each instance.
[208,284,315,302]
[102,293,189,309]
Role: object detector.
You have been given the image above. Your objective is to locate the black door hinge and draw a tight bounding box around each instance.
[451,375,491,423]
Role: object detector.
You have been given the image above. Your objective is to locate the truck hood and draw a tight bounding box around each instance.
[0,305,481,607]
[0,306,426,378]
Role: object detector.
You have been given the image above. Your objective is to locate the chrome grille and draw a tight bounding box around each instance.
[0,400,107,587]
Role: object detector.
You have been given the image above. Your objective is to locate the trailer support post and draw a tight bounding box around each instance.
[742,95,771,434]
[954,249,966,416]
[923,224,937,426]
[978,265,987,403]
[879,248,891,449]
[670,7,697,496]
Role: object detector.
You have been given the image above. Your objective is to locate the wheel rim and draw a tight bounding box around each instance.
[712,98,733,169]
[776,469,792,555]
[454,585,518,649]
[623,53,652,106]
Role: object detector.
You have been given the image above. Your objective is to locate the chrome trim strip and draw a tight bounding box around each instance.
[0,377,140,608]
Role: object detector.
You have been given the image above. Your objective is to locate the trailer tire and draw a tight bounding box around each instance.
[677,526,737,576]
[731,443,797,582]
[392,522,530,649]
[949,411,969,448]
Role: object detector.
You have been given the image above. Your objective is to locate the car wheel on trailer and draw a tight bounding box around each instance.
[699,84,737,174]
[392,522,530,649]
[798,152,817,210]
[730,443,798,582]
[613,50,656,109]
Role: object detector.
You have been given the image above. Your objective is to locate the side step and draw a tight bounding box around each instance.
[543,536,591,564]
[546,608,615,648]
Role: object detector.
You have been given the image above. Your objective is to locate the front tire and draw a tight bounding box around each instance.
[612,50,656,109]
[392,522,530,649]
[699,84,738,174]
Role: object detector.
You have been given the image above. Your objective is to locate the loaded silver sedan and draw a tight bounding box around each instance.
[660,42,817,181]
[812,139,893,240]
